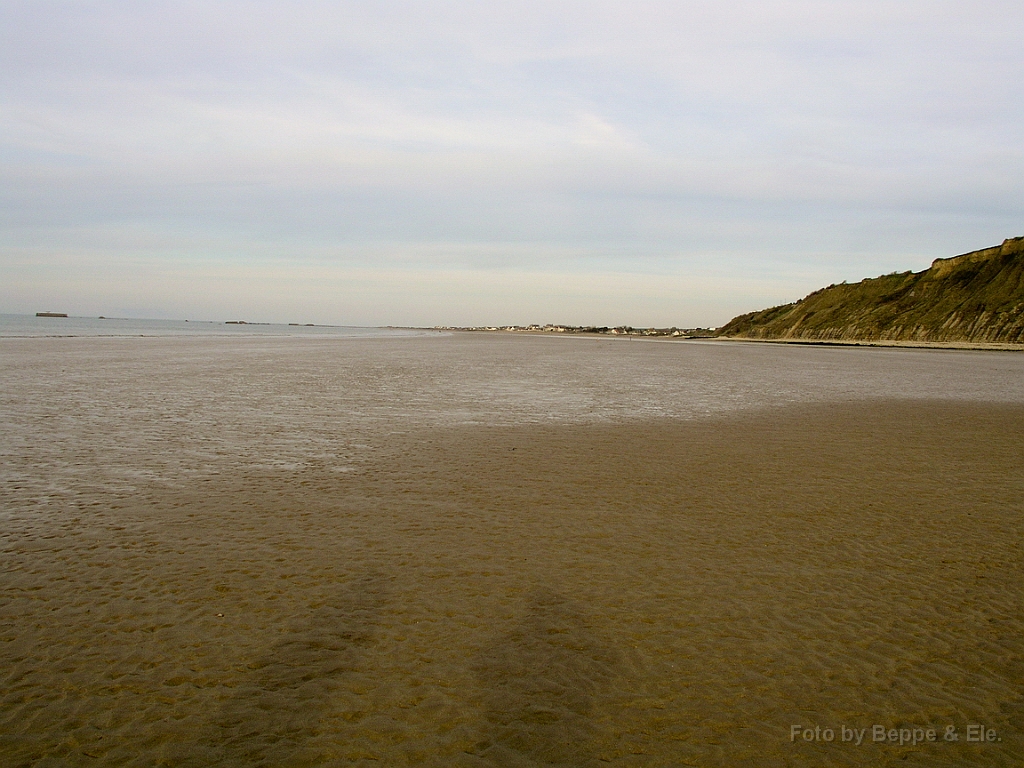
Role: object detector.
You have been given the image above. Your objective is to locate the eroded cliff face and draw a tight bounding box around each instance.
[718,238,1024,344]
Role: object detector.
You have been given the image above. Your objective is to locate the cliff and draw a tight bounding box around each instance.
[717,238,1024,344]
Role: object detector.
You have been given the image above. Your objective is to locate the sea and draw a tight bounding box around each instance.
[0,313,429,339]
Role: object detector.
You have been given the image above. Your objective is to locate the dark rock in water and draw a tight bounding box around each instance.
[717,237,1024,344]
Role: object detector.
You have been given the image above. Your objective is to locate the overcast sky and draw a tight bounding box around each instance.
[2,1,1022,326]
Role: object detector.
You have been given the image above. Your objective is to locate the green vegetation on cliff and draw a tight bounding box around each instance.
[718,237,1024,344]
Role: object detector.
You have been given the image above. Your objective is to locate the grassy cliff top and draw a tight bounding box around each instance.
[717,238,1024,345]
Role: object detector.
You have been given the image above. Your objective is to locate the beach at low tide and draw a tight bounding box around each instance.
[2,332,1023,766]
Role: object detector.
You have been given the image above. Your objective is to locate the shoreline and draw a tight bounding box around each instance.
[713,335,1024,351]
[437,327,1024,351]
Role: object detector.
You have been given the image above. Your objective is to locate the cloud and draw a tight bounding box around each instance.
[2,1,1023,323]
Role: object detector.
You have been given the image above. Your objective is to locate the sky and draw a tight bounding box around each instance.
[2,1,1022,327]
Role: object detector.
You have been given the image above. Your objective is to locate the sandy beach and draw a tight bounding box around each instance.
[2,334,1023,766]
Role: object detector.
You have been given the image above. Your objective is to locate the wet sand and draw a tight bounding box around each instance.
[3,396,1023,766]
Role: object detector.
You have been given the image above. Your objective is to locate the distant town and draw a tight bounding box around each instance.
[433,324,718,338]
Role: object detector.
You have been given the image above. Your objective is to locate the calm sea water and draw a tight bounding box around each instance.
[0,313,431,339]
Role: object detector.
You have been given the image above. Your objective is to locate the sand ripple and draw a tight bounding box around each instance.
[2,336,1023,765]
